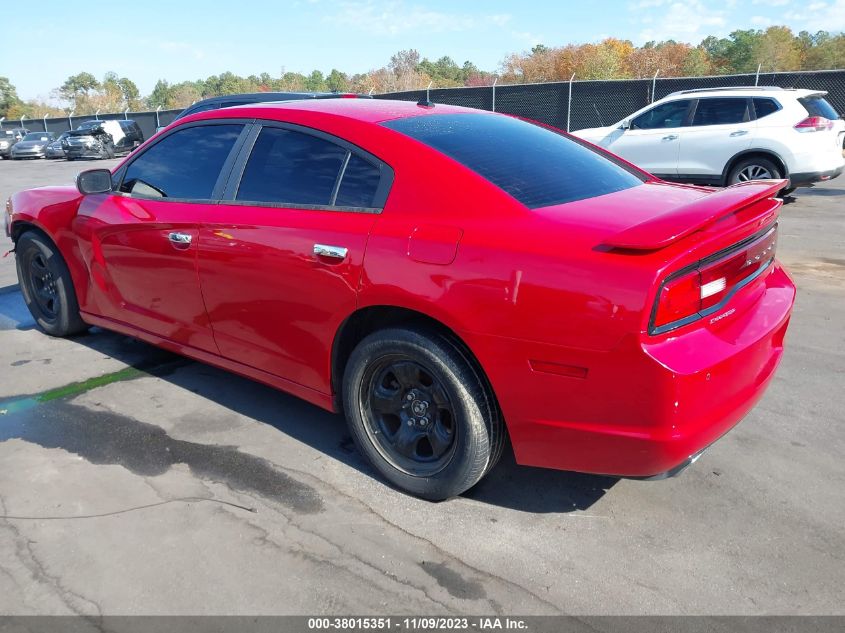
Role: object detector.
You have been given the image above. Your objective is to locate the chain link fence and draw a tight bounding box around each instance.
[2,69,843,140]
[0,108,182,141]
[378,69,845,132]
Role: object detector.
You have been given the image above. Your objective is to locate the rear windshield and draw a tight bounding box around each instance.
[382,113,644,208]
[799,96,840,120]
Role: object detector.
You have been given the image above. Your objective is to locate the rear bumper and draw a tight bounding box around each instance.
[789,166,843,187]
[469,264,795,478]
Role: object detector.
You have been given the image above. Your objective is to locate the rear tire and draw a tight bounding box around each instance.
[16,231,88,337]
[728,157,782,185]
[343,327,504,500]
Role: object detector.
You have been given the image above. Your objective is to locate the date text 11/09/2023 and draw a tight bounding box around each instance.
[307,617,529,630]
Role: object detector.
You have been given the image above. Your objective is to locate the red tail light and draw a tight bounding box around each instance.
[651,225,778,333]
[794,116,833,132]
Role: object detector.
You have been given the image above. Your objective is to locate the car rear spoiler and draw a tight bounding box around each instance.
[604,180,787,251]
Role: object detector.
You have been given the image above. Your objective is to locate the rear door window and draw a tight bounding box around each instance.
[692,98,750,126]
[236,127,383,208]
[383,113,644,209]
[631,100,692,130]
[798,96,840,120]
[119,124,243,199]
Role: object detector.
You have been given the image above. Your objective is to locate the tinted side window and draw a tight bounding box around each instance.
[692,98,749,126]
[237,127,347,205]
[631,100,691,130]
[120,124,243,199]
[335,154,381,207]
[753,98,780,119]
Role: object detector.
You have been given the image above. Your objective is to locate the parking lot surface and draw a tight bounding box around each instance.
[0,158,843,615]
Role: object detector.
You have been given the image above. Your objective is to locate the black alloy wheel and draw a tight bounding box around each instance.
[361,356,457,476]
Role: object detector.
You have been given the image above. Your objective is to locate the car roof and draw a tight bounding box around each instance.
[187,98,480,125]
[663,86,826,100]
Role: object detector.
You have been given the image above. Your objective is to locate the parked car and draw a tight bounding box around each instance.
[573,87,844,192]
[158,91,371,131]
[10,132,55,159]
[0,128,30,159]
[4,100,795,500]
[63,119,144,160]
[45,132,69,159]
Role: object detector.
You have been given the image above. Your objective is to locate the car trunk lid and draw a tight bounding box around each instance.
[603,180,785,250]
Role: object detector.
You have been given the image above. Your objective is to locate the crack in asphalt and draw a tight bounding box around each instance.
[0,493,103,617]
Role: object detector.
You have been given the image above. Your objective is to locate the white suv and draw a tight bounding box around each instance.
[573,87,845,192]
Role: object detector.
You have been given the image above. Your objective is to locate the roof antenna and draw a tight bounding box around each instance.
[593,103,605,127]
[418,81,434,108]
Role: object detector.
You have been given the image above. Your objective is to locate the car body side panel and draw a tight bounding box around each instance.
[72,194,217,353]
[197,204,377,394]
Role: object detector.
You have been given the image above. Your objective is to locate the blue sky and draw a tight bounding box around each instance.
[4,0,845,101]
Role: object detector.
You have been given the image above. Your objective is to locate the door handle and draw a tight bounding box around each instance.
[730,130,749,137]
[168,232,193,245]
[662,134,678,141]
[313,244,348,260]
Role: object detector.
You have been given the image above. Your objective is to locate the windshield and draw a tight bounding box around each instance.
[23,133,50,141]
[383,113,644,208]
[78,121,101,130]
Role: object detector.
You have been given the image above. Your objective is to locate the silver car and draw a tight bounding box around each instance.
[10,132,54,159]
[45,132,69,159]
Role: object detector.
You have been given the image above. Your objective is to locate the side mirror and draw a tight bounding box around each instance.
[76,169,113,195]
[620,120,631,130]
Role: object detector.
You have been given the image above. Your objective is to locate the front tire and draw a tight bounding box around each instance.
[343,327,504,500]
[16,231,88,337]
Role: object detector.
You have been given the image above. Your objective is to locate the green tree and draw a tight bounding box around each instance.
[682,47,712,76]
[801,31,845,69]
[147,80,173,108]
[723,30,762,73]
[754,26,802,71]
[326,69,349,92]
[117,77,141,108]
[0,76,22,118]
[305,70,327,91]
[280,72,307,91]
[59,71,101,104]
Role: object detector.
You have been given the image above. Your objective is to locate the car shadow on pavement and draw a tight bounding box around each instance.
[464,448,618,513]
[1,290,616,513]
[798,187,845,197]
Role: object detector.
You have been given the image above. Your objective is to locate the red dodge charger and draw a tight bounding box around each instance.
[4,99,795,500]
